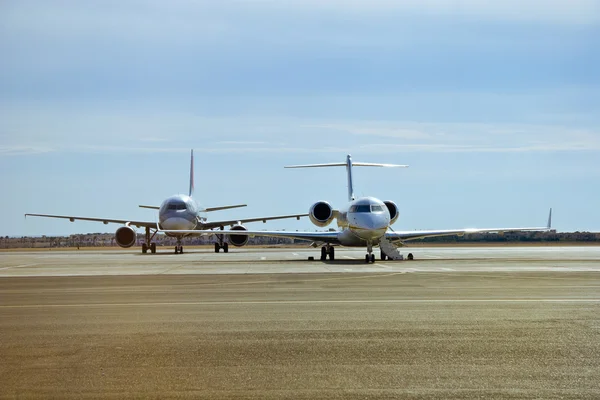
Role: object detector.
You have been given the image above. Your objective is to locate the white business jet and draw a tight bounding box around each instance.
[160,154,552,262]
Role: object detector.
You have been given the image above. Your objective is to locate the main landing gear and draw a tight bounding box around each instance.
[215,242,229,253]
[141,227,157,254]
[320,245,335,261]
[214,228,229,253]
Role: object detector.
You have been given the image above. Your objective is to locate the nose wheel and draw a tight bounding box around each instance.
[174,238,184,254]
[365,242,375,263]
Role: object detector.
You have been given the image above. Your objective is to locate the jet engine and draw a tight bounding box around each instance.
[309,201,335,227]
[384,201,399,225]
[115,226,137,248]
[229,224,249,247]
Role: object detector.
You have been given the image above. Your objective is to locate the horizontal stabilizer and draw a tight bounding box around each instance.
[139,205,160,210]
[204,204,247,212]
[285,162,408,168]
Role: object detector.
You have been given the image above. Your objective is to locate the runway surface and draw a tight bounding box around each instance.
[1,246,599,398]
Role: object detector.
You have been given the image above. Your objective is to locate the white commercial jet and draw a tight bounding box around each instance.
[161,154,552,262]
[25,150,307,254]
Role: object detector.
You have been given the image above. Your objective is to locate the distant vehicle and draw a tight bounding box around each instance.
[162,154,552,262]
[25,150,306,254]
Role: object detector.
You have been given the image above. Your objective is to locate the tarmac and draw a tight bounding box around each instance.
[1,246,599,399]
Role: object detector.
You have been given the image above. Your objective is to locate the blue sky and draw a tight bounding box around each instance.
[1,0,599,236]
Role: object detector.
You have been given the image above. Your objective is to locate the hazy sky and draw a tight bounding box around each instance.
[1,0,599,236]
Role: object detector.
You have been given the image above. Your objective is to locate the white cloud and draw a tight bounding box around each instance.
[255,0,600,24]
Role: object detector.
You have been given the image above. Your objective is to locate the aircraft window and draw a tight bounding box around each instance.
[371,205,384,212]
[351,205,371,213]
[168,205,177,210]
[177,204,187,210]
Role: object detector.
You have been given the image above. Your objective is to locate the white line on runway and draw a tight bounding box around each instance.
[343,256,355,259]
[374,263,390,268]
[3,299,600,308]
[292,253,299,256]
[0,263,38,271]
[260,257,267,260]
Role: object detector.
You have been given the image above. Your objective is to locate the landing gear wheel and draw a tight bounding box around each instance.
[380,251,387,261]
[223,243,229,253]
[365,254,370,263]
[370,254,375,263]
[150,243,156,254]
[407,253,414,260]
[214,243,220,253]
[328,246,335,261]
[321,246,327,261]
[142,243,148,254]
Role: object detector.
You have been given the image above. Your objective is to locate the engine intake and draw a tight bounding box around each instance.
[115,226,137,248]
[229,224,249,247]
[384,201,399,225]
[309,201,335,227]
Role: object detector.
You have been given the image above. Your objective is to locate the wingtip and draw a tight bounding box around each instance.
[547,208,553,229]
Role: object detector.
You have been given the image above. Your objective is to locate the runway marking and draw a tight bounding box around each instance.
[441,268,455,271]
[374,263,391,269]
[343,256,355,259]
[2,298,600,309]
[292,253,299,256]
[0,263,38,271]
[260,257,267,260]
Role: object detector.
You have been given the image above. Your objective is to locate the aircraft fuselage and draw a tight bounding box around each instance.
[158,194,206,235]
[334,196,391,246]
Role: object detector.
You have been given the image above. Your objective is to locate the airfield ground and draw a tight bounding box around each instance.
[1,246,599,399]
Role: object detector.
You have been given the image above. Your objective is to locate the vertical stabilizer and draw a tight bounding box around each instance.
[189,149,194,197]
[346,154,355,201]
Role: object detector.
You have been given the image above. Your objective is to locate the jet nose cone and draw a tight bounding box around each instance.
[353,215,389,240]
[161,217,195,231]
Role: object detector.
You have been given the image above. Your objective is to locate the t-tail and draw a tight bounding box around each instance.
[189,149,194,197]
[285,154,408,201]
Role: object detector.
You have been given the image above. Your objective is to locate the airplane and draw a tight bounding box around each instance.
[25,150,307,254]
[160,154,552,262]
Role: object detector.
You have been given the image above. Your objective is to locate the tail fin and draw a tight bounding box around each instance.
[189,149,194,197]
[285,154,408,201]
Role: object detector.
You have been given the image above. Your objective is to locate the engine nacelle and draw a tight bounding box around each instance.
[384,200,399,225]
[115,226,137,248]
[309,201,335,227]
[229,224,249,247]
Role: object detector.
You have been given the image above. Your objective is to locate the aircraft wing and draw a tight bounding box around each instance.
[201,214,309,230]
[385,226,549,241]
[387,208,553,241]
[24,214,157,229]
[160,228,341,244]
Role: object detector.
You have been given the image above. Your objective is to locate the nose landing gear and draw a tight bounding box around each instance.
[365,242,375,263]
[174,238,184,254]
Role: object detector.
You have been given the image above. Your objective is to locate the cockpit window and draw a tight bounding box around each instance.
[167,203,187,210]
[371,205,384,213]
[350,205,371,213]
